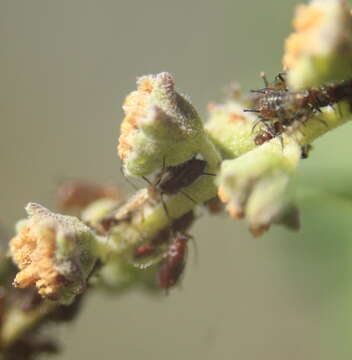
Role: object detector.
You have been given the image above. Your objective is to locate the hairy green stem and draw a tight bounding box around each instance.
[1,301,55,349]
[206,101,352,160]
[135,175,218,239]
[297,101,352,145]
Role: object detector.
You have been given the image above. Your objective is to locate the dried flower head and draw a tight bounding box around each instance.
[10,203,98,304]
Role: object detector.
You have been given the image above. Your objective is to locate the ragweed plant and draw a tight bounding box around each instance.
[1,0,352,357]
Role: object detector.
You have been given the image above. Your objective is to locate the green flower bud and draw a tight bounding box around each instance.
[217,137,301,235]
[118,72,207,176]
[96,258,159,293]
[95,258,140,292]
[205,100,260,158]
[284,0,352,89]
[10,203,98,304]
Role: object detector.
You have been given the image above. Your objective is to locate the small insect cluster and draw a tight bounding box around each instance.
[99,157,213,231]
[111,157,220,290]
[245,72,352,155]
[133,210,195,290]
[57,156,221,292]
[108,157,220,290]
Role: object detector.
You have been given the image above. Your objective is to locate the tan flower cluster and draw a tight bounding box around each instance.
[10,219,63,299]
[218,187,244,219]
[283,3,325,69]
[118,77,154,160]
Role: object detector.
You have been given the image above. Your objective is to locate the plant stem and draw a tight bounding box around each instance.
[1,301,55,349]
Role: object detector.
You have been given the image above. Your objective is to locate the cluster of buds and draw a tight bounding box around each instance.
[7,0,352,304]
[4,0,352,355]
[205,0,352,234]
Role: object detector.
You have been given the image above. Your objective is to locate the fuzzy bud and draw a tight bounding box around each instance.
[205,97,261,159]
[284,0,352,89]
[118,72,205,176]
[10,203,98,304]
[217,138,301,235]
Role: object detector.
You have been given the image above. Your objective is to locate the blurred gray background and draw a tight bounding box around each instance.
[2,0,352,359]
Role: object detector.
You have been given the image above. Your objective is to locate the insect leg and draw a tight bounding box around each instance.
[251,120,262,133]
[336,103,343,118]
[313,116,328,127]
[187,234,198,266]
[142,176,153,186]
[278,135,284,150]
[202,172,216,176]
[160,192,172,221]
[180,190,198,205]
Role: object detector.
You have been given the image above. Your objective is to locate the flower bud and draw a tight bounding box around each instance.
[118,72,205,176]
[10,203,98,304]
[205,98,260,159]
[217,138,301,235]
[284,0,352,89]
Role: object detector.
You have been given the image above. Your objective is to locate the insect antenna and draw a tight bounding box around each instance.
[243,109,261,113]
[120,164,139,191]
[159,192,171,219]
[141,175,153,186]
[249,89,267,94]
[260,71,269,87]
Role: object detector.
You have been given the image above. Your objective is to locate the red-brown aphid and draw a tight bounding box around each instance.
[134,243,157,259]
[100,217,121,233]
[157,232,189,290]
[99,188,150,234]
[254,131,274,146]
[132,211,195,262]
[254,121,284,145]
[204,196,224,214]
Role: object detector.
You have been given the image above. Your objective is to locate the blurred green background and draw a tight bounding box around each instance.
[2,0,352,359]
